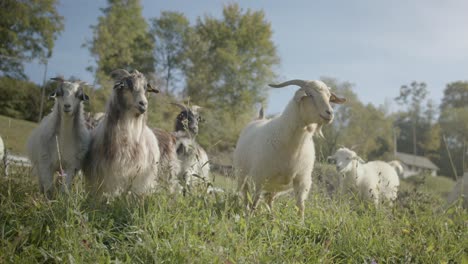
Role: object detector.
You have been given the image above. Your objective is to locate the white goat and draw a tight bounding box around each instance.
[234,79,346,219]
[83,69,160,196]
[172,103,210,192]
[329,148,400,206]
[388,160,404,178]
[26,77,90,197]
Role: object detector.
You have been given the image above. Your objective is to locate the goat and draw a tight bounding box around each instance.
[172,102,211,192]
[328,147,400,206]
[26,77,90,197]
[233,79,346,219]
[83,69,160,196]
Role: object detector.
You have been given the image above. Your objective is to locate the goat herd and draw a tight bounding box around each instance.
[21,69,458,220]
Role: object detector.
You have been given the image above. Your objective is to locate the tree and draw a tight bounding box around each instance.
[438,82,468,178]
[0,0,64,78]
[316,77,395,161]
[395,81,429,155]
[150,11,190,95]
[86,0,154,89]
[183,4,279,151]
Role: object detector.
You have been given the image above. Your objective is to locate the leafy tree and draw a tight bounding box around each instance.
[86,0,154,89]
[150,11,190,95]
[317,77,394,161]
[0,0,64,78]
[440,81,468,110]
[438,82,468,178]
[183,4,279,151]
[394,81,429,155]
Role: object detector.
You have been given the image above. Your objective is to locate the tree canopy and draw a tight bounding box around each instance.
[0,0,63,78]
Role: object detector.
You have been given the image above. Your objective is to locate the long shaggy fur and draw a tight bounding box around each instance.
[83,70,160,196]
[153,128,181,193]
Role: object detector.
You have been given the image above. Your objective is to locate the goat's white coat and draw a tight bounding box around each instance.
[175,131,210,188]
[331,148,400,205]
[27,81,90,195]
[388,160,404,178]
[234,80,345,218]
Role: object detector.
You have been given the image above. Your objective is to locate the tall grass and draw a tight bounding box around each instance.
[1,166,467,263]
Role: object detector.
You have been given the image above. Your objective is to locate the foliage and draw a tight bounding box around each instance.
[183,4,279,152]
[0,115,37,155]
[317,77,394,161]
[150,11,190,95]
[86,0,155,88]
[0,77,56,122]
[0,0,64,78]
[0,168,466,263]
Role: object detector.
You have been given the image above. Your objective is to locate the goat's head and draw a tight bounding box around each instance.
[269,80,346,129]
[172,102,203,135]
[110,69,159,116]
[49,77,89,116]
[328,147,364,173]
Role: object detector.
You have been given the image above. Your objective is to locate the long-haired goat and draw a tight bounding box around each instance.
[172,103,210,192]
[27,77,90,197]
[234,79,346,219]
[83,69,160,196]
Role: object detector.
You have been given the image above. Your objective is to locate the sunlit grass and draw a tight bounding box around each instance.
[1,165,466,263]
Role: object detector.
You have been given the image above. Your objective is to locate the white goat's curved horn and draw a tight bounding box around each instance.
[269,79,307,88]
[50,76,65,82]
[171,102,188,111]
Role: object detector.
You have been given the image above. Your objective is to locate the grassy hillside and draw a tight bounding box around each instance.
[1,169,466,263]
[0,115,37,155]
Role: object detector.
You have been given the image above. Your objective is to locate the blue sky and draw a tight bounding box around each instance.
[24,0,468,114]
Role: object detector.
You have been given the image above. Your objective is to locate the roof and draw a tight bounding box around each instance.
[395,152,439,170]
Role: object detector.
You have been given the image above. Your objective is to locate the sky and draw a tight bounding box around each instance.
[24,0,468,115]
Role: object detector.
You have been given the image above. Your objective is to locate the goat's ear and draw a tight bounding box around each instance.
[146,83,160,94]
[293,88,308,102]
[110,69,131,80]
[330,93,346,104]
[80,92,89,102]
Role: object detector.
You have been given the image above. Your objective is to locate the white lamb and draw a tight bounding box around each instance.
[388,160,405,178]
[83,69,161,196]
[26,77,90,197]
[329,147,400,206]
[234,79,346,219]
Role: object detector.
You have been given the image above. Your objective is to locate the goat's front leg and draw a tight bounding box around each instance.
[293,175,312,222]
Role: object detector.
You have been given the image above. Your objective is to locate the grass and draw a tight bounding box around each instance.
[0,115,37,155]
[1,166,467,263]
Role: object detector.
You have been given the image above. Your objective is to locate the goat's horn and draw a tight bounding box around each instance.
[269,79,307,88]
[171,102,188,111]
[50,77,65,82]
[110,69,131,80]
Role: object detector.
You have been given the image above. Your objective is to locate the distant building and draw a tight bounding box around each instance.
[395,152,439,178]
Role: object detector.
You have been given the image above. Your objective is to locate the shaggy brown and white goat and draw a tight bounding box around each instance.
[83,69,160,196]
